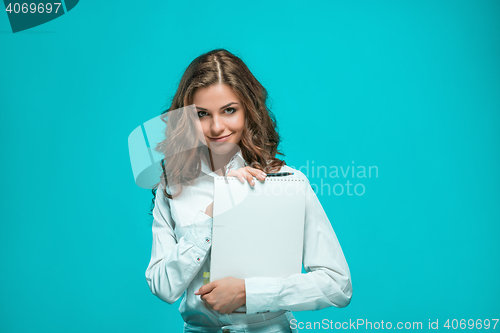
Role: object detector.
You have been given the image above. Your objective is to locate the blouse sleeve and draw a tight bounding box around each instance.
[145,185,213,304]
[244,175,353,314]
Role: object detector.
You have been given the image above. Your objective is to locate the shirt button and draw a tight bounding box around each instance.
[197,258,200,262]
[205,237,210,243]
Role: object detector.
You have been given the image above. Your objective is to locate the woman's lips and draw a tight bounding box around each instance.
[209,133,232,142]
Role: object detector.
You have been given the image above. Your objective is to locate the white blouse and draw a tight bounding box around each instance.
[145,150,352,327]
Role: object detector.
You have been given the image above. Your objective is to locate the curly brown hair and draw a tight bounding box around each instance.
[151,48,286,207]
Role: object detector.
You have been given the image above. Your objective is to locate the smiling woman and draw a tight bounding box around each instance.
[193,84,246,158]
[153,49,286,201]
[145,49,352,333]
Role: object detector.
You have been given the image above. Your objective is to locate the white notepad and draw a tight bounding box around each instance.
[210,176,306,312]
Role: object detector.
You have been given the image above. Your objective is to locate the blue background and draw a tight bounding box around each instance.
[1,0,499,332]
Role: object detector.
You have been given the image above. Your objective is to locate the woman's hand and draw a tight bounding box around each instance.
[204,202,214,217]
[194,277,246,314]
[226,166,267,186]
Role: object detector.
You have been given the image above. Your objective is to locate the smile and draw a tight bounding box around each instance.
[208,133,232,142]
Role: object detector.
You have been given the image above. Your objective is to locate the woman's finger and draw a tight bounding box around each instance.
[227,170,245,183]
[242,170,255,186]
[245,166,267,180]
[202,298,212,310]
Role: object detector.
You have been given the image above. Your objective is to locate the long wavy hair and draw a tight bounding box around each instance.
[151,49,285,210]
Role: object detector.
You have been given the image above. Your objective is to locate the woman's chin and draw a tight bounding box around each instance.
[209,141,238,155]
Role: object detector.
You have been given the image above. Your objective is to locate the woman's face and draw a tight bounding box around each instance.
[193,84,245,155]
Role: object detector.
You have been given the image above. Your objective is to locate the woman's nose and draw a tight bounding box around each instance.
[210,115,224,133]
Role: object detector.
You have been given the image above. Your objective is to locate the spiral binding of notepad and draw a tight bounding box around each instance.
[215,176,304,182]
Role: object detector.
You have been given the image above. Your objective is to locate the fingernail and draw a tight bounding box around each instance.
[194,289,199,294]
[262,172,267,177]
[251,180,255,185]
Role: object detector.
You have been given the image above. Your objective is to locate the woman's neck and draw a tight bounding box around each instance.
[209,147,239,173]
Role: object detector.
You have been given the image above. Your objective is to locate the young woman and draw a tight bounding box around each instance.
[145,49,352,333]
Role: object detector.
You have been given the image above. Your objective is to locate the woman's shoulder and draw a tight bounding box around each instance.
[155,183,170,203]
[155,182,180,203]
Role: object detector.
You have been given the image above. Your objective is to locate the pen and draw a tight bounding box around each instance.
[265,172,294,177]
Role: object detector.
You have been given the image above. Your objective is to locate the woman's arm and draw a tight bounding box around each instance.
[244,175,353,314]
[145,185,213,304]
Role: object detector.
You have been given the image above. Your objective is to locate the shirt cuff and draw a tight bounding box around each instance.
[244,277,282,314]
[182,211,213,253]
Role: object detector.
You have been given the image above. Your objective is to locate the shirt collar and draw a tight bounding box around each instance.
[200,148,247,178]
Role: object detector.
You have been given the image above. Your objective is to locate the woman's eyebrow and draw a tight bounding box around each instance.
[196,102,238,112]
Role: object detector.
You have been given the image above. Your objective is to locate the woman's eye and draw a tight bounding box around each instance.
[197,111,208,118]
[225,108,236,114]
